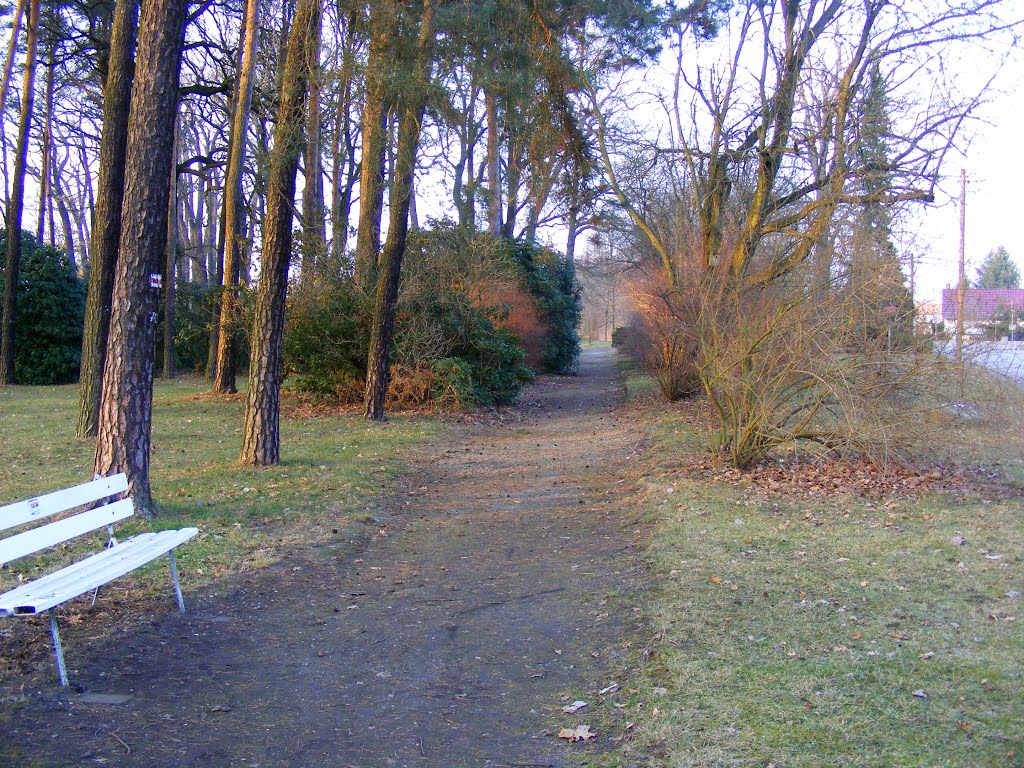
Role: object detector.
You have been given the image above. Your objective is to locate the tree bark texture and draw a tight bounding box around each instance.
[163,130,179,379]
[353,0,396,289]
[0,0,26,208]
[37,47,55,244]
[213,0,260,394]
[485,88,501,235]
[329,11,358,267]
[364,0,434,421]
[0,0,39,385]
[76,0,138,436]
[240,0,321,465]
[93,0,186,517]
[301,55,326,282]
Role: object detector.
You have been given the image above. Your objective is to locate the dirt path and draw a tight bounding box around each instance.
[0,347,651,768]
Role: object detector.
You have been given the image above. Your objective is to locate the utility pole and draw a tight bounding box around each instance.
[955,168,966,364]
[908,251,915,332]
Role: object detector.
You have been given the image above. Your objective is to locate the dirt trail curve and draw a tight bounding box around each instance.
[1,347,651,768]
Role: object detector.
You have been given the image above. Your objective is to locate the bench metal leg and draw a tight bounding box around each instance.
[168,550,185,612]
[48,608,69,687]
[90,535,117,607]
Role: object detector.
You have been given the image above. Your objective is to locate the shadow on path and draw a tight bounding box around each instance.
[0,347,650,768]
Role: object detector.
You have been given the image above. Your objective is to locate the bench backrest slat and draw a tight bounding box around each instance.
[0,498,135,566]
[0,474,128,533]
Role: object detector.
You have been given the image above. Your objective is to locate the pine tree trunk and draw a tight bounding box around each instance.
[485,88,501,236]
[329,12,357,267]
[0,0,39,386]
[79,138,95,234]
[93,0,186,517]
[163,130,178,380]
[353,0,396,289]
[364,0,434,421]
[207,5,245,390]
[408,177,418,230]
[76,0,138,436]
[301,56,325,283]
[452,86,477,230]
[565,182,579,281]
[502,145,520,239]
[240,0,321,466]
[330,101,344,266]
[0,0,25,131]
[53,172,75,265]
[0,0,26,209]
[213,0,260,394]
[37,48,55,244]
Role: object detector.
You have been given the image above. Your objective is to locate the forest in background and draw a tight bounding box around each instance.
[0,0,1020,511]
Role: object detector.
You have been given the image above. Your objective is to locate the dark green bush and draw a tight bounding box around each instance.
[157,281,217,374]
[430,357,474,407]
[278,222,580,408]
[423,288,531,405]
[504,238,581,374]
[281,226,534,407]
[0,230,85,384]
[611,326,627,348]
[283,277,370,400]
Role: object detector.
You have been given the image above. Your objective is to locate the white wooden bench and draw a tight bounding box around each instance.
[0,473,198,686]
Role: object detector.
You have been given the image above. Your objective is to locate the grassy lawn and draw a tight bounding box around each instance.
[0,377,437,597]
[608,368,1023,768]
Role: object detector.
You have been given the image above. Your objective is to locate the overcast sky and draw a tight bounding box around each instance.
[565,1,1024,306]
[913,46,1024,303]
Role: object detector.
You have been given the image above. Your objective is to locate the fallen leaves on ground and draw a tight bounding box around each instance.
[681,455,1012,501]
[557,724,596,742]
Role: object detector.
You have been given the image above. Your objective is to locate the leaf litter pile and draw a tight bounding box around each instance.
[682,454,1016,501]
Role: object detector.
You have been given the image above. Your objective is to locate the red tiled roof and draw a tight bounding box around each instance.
[941,288,1024,321]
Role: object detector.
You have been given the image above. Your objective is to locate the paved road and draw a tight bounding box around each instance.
[940,340,1024,385]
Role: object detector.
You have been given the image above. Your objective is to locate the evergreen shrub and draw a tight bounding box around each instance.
[503,238,581,374]
[283,277,370,400]
[0,230,85,384]
[158,281,219,374]
[279,222,581,408]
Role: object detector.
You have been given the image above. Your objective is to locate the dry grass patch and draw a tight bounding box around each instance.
[607,369,1024,768]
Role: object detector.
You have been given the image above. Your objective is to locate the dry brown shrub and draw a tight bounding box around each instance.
[474,280,546,370]
[619,247,954,469]
[694,268,923,468]
[621,268,701,401]
[385,364,434,408]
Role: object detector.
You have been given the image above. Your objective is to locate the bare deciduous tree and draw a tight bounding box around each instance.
[587,0,1020,466]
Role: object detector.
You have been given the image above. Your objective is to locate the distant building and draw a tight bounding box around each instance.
[941,288,1024,322]
[917,301,942,324]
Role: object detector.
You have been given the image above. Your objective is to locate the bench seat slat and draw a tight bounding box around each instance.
[0,499,136,566]
[0,527,198,616]
[0,474,129,533]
